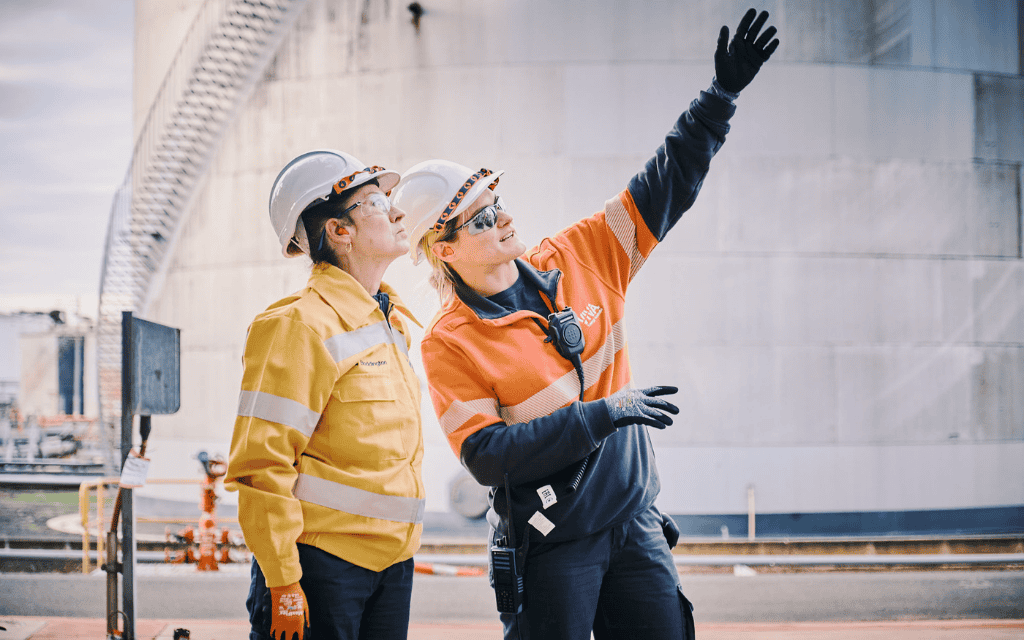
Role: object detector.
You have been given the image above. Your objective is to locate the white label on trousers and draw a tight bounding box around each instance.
[537,485,557,509]
[528,511,555,536]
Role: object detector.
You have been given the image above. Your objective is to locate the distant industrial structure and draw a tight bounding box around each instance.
[0,310,98,419]
[0,313,50,411]
[0,308,104,477]
[100,0,1023,534]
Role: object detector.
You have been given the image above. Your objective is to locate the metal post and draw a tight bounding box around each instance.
[119,311,136,640]
[1,415,12,462]
[27,416,38,461]
[97,483,106,576]
[73,336,84,415]
[106,530,119,637]
[747,485,756,541]
[79,481,91,574]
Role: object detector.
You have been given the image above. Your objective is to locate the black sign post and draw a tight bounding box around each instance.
[107,311,180,640]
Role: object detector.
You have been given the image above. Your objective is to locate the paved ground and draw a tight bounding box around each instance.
[3,567,1023,622]
[1,617,1023,640]
[2,566,1022,640]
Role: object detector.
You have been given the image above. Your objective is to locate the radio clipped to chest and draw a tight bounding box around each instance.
[544,307,585,360]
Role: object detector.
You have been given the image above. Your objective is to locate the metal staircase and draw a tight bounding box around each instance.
[96,0,311,444]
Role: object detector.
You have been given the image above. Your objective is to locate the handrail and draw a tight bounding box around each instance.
[79,477,119,573]
[78,476,238,573]
[97,0,312,436]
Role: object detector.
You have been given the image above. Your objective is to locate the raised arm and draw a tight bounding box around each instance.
[628,8,779,241]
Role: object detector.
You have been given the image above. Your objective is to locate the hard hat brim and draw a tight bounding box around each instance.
[361,169,401,196]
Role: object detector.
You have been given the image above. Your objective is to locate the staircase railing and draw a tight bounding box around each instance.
[97,0,311,449]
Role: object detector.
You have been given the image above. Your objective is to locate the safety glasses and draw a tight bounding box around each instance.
[317,192,393,253]
[341,191,392,218]
[451,197,505,236]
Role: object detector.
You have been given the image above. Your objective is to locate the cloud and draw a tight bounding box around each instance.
[0,0,132,303]
[0,1,133,91]
[0,82,47,119]
[0,243,105,297]
[0,188,112,297]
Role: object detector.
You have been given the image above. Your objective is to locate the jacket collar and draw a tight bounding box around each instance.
[308,263,421,327]
[455,259,561,321]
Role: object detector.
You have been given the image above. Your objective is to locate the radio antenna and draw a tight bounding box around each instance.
[504,473,516,549]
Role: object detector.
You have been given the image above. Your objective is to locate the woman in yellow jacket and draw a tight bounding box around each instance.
[224,150,424,640]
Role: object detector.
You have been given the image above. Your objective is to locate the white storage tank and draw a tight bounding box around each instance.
[128,0,1023,535]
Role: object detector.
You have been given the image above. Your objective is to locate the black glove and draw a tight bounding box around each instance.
[603,386,679,430]
[714,8,780,94]
[661,512,680,549]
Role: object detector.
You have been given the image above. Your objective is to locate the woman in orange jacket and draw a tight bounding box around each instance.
[225,150,424,640]
[392,10,779,640]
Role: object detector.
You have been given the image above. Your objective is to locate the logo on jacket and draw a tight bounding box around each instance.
[359,359,388,367]
[579,304,604,328]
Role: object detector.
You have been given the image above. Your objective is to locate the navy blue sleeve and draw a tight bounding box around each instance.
[460,399,615,487]
[627,86,737,241]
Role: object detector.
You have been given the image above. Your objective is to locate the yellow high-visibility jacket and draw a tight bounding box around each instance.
[224,263,424,588]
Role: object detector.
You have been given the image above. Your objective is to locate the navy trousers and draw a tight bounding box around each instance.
[499,505,695,640]
[247,543,414,640]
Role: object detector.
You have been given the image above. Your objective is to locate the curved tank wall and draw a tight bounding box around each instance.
[134,0,1023,535]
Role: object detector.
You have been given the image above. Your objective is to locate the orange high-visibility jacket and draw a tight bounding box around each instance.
[225,263,424,587]
[420,88,736,544]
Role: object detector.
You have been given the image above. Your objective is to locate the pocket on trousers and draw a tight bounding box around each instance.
[677,585,696,640]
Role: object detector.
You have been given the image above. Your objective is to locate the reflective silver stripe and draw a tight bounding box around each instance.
[392,325,410,356]
[323,321,409,363]
[498,375,577,426]
[580,321,627,394]
[292,473,425,524]
[238,390,319,438]
[604,196,647,280]
[501,320,628,425]
[439,397,500,436]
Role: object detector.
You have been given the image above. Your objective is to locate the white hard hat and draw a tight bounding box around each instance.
[268,149,400,257]
[391,160,503,264]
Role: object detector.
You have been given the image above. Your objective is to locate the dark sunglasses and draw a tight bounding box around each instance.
[451,197,505,236]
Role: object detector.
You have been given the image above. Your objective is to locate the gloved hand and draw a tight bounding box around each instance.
[714,8,780,94]
[662,511,680,549]
[269,582,309,640]
[604,386,679,429]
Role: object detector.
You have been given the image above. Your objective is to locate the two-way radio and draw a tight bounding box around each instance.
[546,308,592,491]
[490,474,525,614]
[544,308,585,360]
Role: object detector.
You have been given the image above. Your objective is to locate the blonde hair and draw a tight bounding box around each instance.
[419,225,461,306]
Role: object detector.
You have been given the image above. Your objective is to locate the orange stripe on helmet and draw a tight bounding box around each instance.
[432,169,499,232]
[332,166,388,195]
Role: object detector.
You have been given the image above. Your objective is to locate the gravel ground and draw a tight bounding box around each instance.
[0,488,85,539]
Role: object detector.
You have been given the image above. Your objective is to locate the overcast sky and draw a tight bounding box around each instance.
[0,0,132,315]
